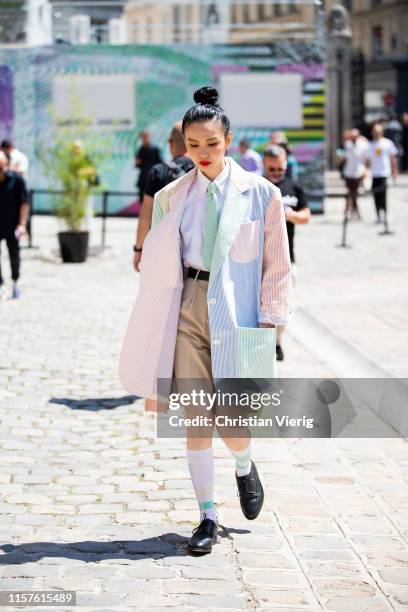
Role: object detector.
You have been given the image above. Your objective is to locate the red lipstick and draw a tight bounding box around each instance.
[199,161,211,167]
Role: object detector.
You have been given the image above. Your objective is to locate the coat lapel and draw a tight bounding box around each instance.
[209,158,251,289]
[167,167,197,214]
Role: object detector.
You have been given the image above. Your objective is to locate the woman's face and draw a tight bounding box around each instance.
[184,120,232,179]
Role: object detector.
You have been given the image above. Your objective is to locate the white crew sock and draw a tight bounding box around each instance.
[186,446,217,522]
[229,441,252,477]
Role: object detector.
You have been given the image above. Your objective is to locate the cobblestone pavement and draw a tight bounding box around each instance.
[0,177,407,611]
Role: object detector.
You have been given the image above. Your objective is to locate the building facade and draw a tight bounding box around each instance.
[124,1,321,45]
[349,0,408,118]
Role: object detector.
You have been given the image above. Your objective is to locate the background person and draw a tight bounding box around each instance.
[384,113,404,172]
[0,139,29,177]
[0,151,29,300]
[267,131,299,181]
[367,122,398,223]
[342,128,369,219]
[134,130,162,202]
[237,138,263,175]
[401,112,408,172]
[133,122,194,272]
[263,145,310,361]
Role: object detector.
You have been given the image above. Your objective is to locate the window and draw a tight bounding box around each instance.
[146,17,151,42]
[274,2,282,17]
[288,1,297,14]
[372,26,383,58]
[257,2,265,21]
[231,2,238,24]
[173,4,181,42]
[185,4,192,41]
[243,2,250,22]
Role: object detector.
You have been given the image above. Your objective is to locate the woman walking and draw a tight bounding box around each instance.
[120,87,291,554]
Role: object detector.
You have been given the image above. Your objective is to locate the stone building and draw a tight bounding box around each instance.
[348,0,408,117]
[124,1,322,45]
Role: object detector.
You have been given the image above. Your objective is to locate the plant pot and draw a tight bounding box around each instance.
[58,231,89,263]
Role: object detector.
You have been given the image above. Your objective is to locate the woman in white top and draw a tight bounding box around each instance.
[342,129,369,218]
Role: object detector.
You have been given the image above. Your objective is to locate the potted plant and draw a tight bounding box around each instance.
[53,139,99,262]
[39,90,111,263]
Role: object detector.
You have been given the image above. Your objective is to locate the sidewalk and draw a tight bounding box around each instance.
[0,177,407,611]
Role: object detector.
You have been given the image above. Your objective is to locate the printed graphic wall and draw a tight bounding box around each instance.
[0,43,325,213]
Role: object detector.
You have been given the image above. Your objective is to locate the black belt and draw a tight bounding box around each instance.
[186,267,210,281]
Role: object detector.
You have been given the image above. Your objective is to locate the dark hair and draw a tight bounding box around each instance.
[1,140,12,150]
[182,86,230,137]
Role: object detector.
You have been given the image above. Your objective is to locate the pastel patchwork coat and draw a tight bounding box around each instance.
[119,157,291,410]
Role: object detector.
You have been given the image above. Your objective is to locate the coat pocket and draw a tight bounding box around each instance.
[229,220,260,264]
[235,326,276,378]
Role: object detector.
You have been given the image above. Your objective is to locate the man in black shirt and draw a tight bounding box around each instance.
[263,145,310,360]
[0,151,30,299]
[134,131,162,201]
[133,122,194,272]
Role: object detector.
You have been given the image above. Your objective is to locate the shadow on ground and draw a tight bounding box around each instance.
[49,396,139,411]
[0,528,249,563]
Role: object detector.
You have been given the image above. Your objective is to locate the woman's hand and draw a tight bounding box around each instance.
[133,251,142,272]
[16,224,27,238]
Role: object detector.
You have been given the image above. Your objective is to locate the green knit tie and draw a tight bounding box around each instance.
[202,182,218,270]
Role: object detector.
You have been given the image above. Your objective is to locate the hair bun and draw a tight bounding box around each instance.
[194,86,219,107]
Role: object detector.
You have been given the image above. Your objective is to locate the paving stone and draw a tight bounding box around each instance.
[244,569,308,588]
[75,592,123,607]
[115,512,165,524]
[231,536,285,552]
[173,594,248,608]
[283,518,340,534]
[324,596,391,611]
[253,588,316,607]
[275,503,330,518]
[119,564,177,579]
[0,503,27,514]
[293,535,350,550]
[303,561,368,579]
[102,577,156,594]
[180,565,236,581]
[379,568,408,585]
[123,592,182,607]
[365,551,408,568]
[340,517,394,535]
[5,494,54,504]
[312,577,377,599]
[388,586,408,606]
[237,552,296,569]
[18,513,66,526]
[300,550,357,562]
[0,578,37,589]
[351,536,405,551]
[31,504,77,515]
[78,504,124,514]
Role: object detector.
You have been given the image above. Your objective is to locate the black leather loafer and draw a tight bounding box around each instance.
[276,344,284,361]
[236,460,264,520]
[187,517,218,554]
